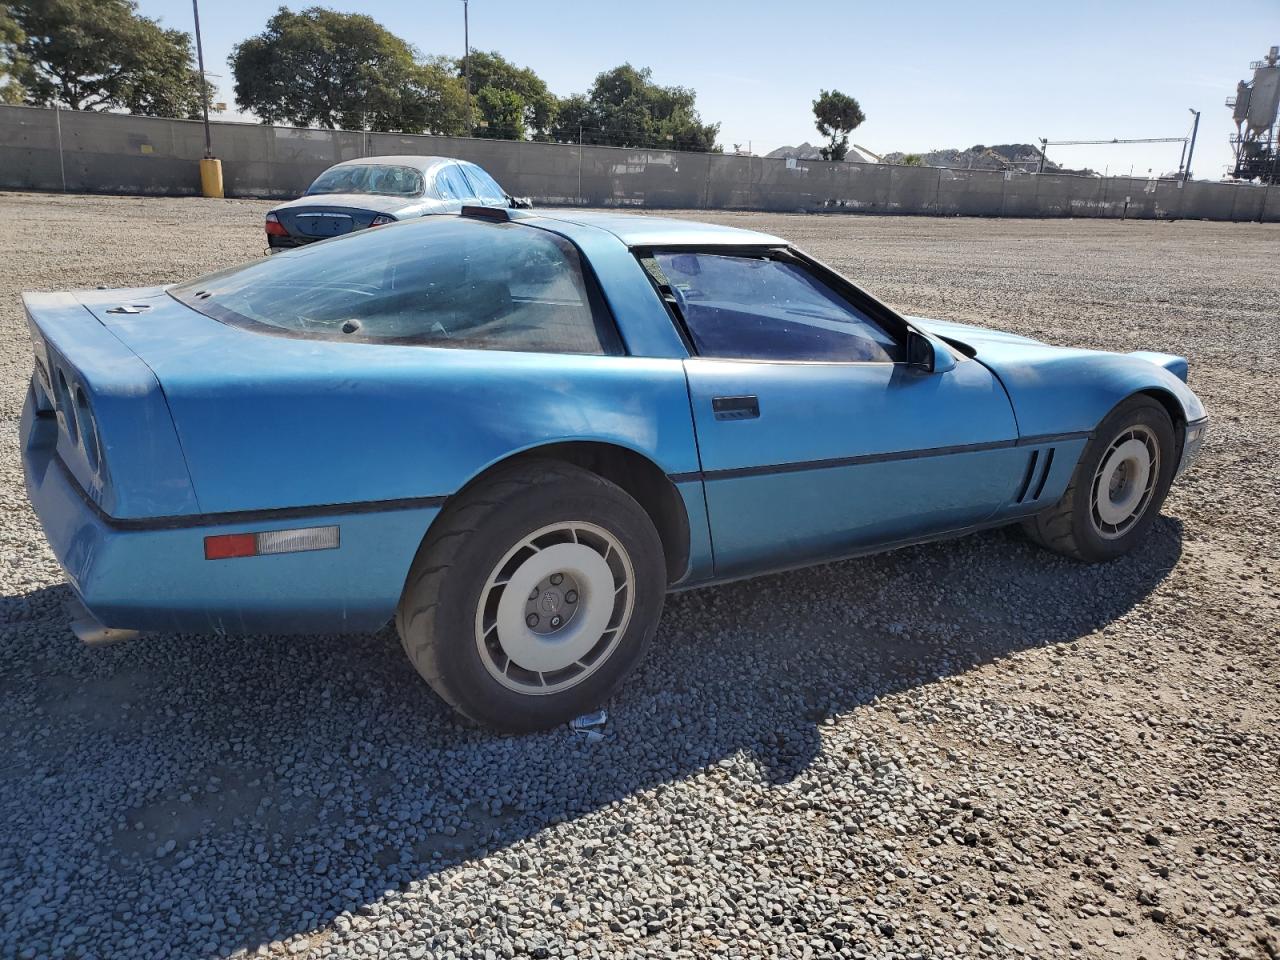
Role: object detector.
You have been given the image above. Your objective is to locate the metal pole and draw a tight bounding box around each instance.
[54,105,67,192]
[1037,138,1047,174]
[1176,138,1187,178]
[1269,124,1279,186]
[192,0,213,158]
[1184,109,1200,183]
[461,0,472,135]
[577,123,583,205]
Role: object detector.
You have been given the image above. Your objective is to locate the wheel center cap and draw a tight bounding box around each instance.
[539,590,562,614]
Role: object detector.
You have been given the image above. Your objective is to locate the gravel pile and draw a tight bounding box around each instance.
[1,193,1277,960]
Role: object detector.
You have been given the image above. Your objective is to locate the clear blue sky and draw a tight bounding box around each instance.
[147,0,1278,179]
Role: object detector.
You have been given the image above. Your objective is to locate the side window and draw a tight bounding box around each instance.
[435,164,474,201]
[646,251,900,363]
[460,163,509,204]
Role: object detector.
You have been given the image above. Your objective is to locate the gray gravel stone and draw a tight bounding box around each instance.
[0,195,1276,960]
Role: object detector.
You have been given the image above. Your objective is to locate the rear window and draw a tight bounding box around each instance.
[306,164,424,198]
[170,217,623,355]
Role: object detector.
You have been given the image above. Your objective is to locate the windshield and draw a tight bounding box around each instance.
[169,217,622,355]
[306,164,424,198]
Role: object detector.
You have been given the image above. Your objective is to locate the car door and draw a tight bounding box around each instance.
[646,250,1023,578]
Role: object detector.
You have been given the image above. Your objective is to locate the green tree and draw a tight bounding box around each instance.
[231,7,468,135]
[415,55,470,136]
[0,7,24,105]
[461,50,555,139]
[550,63,719,151]
[473,86,525,140]
[813,89,866,162]
[8,0,204,116]
[900,153,923,166]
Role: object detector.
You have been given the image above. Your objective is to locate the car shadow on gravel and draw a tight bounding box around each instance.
[0,519,1182,958]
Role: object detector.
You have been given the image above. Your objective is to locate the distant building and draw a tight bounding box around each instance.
[765,142,882,163]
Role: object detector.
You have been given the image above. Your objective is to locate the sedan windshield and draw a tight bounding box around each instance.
[306,164,424,198]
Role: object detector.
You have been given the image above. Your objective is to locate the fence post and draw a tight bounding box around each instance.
[54,106,67,193]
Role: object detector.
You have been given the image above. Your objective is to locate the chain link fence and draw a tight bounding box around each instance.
[3,105,1277,221]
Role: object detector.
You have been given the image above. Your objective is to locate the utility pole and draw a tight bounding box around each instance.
[1184,108,1200,182]
[461,0,472,135]
[192,0,212,159]
[191,0,222,197]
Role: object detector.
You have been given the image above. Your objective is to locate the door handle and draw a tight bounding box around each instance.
[712,395,760,421]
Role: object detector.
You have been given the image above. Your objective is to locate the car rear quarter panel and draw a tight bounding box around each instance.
[98,298,702,516]
[22,292,199,518]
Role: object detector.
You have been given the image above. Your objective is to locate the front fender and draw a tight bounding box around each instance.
[974,341,1206,438]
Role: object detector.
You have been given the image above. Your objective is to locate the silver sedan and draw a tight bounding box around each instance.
[263,155,526,252]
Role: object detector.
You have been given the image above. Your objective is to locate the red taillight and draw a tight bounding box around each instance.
[204,525,340,560]
[264,213,288,237]
[204,532,258,560]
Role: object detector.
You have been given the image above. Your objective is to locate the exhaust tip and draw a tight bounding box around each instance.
[67,598,140,647]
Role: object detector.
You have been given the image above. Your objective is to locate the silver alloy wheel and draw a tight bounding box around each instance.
[1090,424,1160,540]
[474,521,635,695]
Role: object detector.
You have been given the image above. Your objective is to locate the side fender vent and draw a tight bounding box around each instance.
[1017,447,1057,503]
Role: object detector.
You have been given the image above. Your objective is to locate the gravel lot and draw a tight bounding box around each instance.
[2,192,1278,960]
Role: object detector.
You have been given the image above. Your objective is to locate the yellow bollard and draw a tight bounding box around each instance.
[199,157,224,199]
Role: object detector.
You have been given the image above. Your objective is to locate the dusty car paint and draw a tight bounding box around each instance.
[21,210,1207,636]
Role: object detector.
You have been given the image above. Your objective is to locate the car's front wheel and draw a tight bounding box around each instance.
[1024,395,1177,563]
[396,460,666,732]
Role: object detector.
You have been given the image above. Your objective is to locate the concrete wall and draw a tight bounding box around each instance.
[3,104,1278,222]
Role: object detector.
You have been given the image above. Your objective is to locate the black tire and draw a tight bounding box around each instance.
[396,459,666,733]
[1023,395,1177,563]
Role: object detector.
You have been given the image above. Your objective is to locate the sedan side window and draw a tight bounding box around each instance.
[647,252,901,363]
[460,163,509,204]
[435,164,474,201]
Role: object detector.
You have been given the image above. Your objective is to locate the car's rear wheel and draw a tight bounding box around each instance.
[1023,395,1177,563]
[396,460,666,732]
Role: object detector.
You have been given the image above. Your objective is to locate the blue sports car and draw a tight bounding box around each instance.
[21,208,1207,731]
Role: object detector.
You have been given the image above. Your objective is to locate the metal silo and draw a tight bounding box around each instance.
[1228,46,1280,183]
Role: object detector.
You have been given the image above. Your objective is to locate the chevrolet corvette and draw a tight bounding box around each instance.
[21,207,1207,731]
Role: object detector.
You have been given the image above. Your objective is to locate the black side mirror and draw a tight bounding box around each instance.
[906,330,936,371]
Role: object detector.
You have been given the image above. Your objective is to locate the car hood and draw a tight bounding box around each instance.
[907,315,1045,349]
[906,315,1203,436]
[269,193,421,216]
